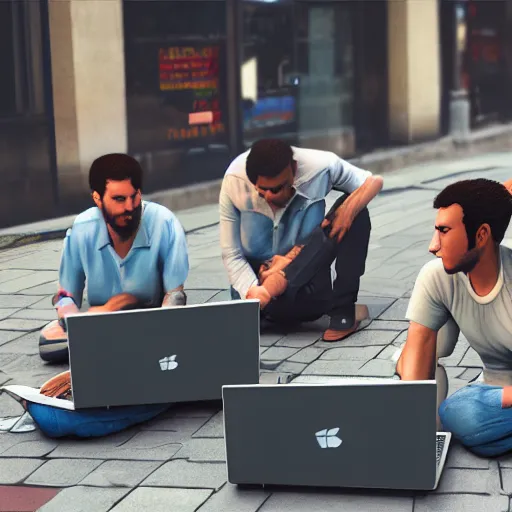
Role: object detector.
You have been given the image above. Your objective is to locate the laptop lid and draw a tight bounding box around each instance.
[66,299,260,409]
[223,380,438,490]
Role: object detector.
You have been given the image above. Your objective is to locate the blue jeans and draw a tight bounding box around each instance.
[439,382,512,457]
[27,402,170,438]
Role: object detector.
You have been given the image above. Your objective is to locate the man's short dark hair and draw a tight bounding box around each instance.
[433,178,512,247]
[89,153,143,197]
[246,139,294,185]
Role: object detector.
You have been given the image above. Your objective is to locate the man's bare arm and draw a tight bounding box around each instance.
[340,175,384,219]
[86,287,186,313]
[88,293,142,313]
[396,321,438,380]
[322,175,384,242]
[162,285,186,307]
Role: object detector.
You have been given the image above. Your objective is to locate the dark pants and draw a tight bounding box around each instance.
[231,194,371,325]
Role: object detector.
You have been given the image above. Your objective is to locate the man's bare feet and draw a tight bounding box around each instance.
[39,320,69,363]
[41,320,68,342]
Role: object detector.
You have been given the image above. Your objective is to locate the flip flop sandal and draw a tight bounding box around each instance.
[322,304,370,342]
[322,321,360,342]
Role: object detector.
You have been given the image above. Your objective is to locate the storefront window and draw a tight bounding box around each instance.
[0,0,56,227]
[0,0,46,118]
[123,0,232,191]
[465,0,507,124]
[0,2,17,117]
[240,0,355,156]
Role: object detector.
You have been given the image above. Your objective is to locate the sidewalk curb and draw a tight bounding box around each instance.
[2,121,512,251]
[0,221,223,251]
[0,230,69,251]
[0,185,416,251]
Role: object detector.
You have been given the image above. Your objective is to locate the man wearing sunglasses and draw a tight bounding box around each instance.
[219,139,383,342]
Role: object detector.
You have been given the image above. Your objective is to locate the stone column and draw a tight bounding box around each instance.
[48,0,127,207]
[387,0,441,143]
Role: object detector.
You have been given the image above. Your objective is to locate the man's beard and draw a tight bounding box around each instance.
[102,203,142,241]
[443,247,482,275]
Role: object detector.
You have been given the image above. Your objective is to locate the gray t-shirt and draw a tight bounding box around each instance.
[406,245,512,386]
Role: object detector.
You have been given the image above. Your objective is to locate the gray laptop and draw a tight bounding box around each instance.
[65,299,260,409]
[222,379,451,491]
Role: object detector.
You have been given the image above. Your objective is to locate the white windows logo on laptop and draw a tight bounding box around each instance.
[315,428,342,449]
[159,355,178,371]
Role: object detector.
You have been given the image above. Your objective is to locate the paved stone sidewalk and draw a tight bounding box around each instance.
[0,160,512,511]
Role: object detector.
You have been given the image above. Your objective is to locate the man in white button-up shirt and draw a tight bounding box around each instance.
[219,139,383,341]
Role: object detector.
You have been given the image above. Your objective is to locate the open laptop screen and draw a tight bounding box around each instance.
[223,381,437,490]
[66,300,260,408]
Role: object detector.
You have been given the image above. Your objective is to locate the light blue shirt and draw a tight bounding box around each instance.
[219,147,372,299]
[58,201,189,308]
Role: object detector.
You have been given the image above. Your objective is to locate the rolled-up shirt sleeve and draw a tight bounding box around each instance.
[219,179,258,299]
[329,154,373,193]
[161,214,190,292]
[58,228,86,308]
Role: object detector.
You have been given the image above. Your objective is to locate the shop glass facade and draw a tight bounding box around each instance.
[440,0,512,132]
[240,0,357,156]
[0,0,56,227]
[123,0,235,192]
[465,0,512,125]
[122,0,388,191]
[240,0,388,155]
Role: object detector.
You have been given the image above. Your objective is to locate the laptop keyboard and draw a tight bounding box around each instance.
[436,434,446,468]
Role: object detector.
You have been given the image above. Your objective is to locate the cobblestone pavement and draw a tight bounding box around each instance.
[0,158,512,511]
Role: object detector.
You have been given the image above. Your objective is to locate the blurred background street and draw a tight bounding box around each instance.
[2,0,512,227]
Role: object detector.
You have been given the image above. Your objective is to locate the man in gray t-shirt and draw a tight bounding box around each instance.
[396,178,512,457]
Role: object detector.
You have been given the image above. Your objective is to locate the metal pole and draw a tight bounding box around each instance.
[449,1,471,142]
[453,2,461,91]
